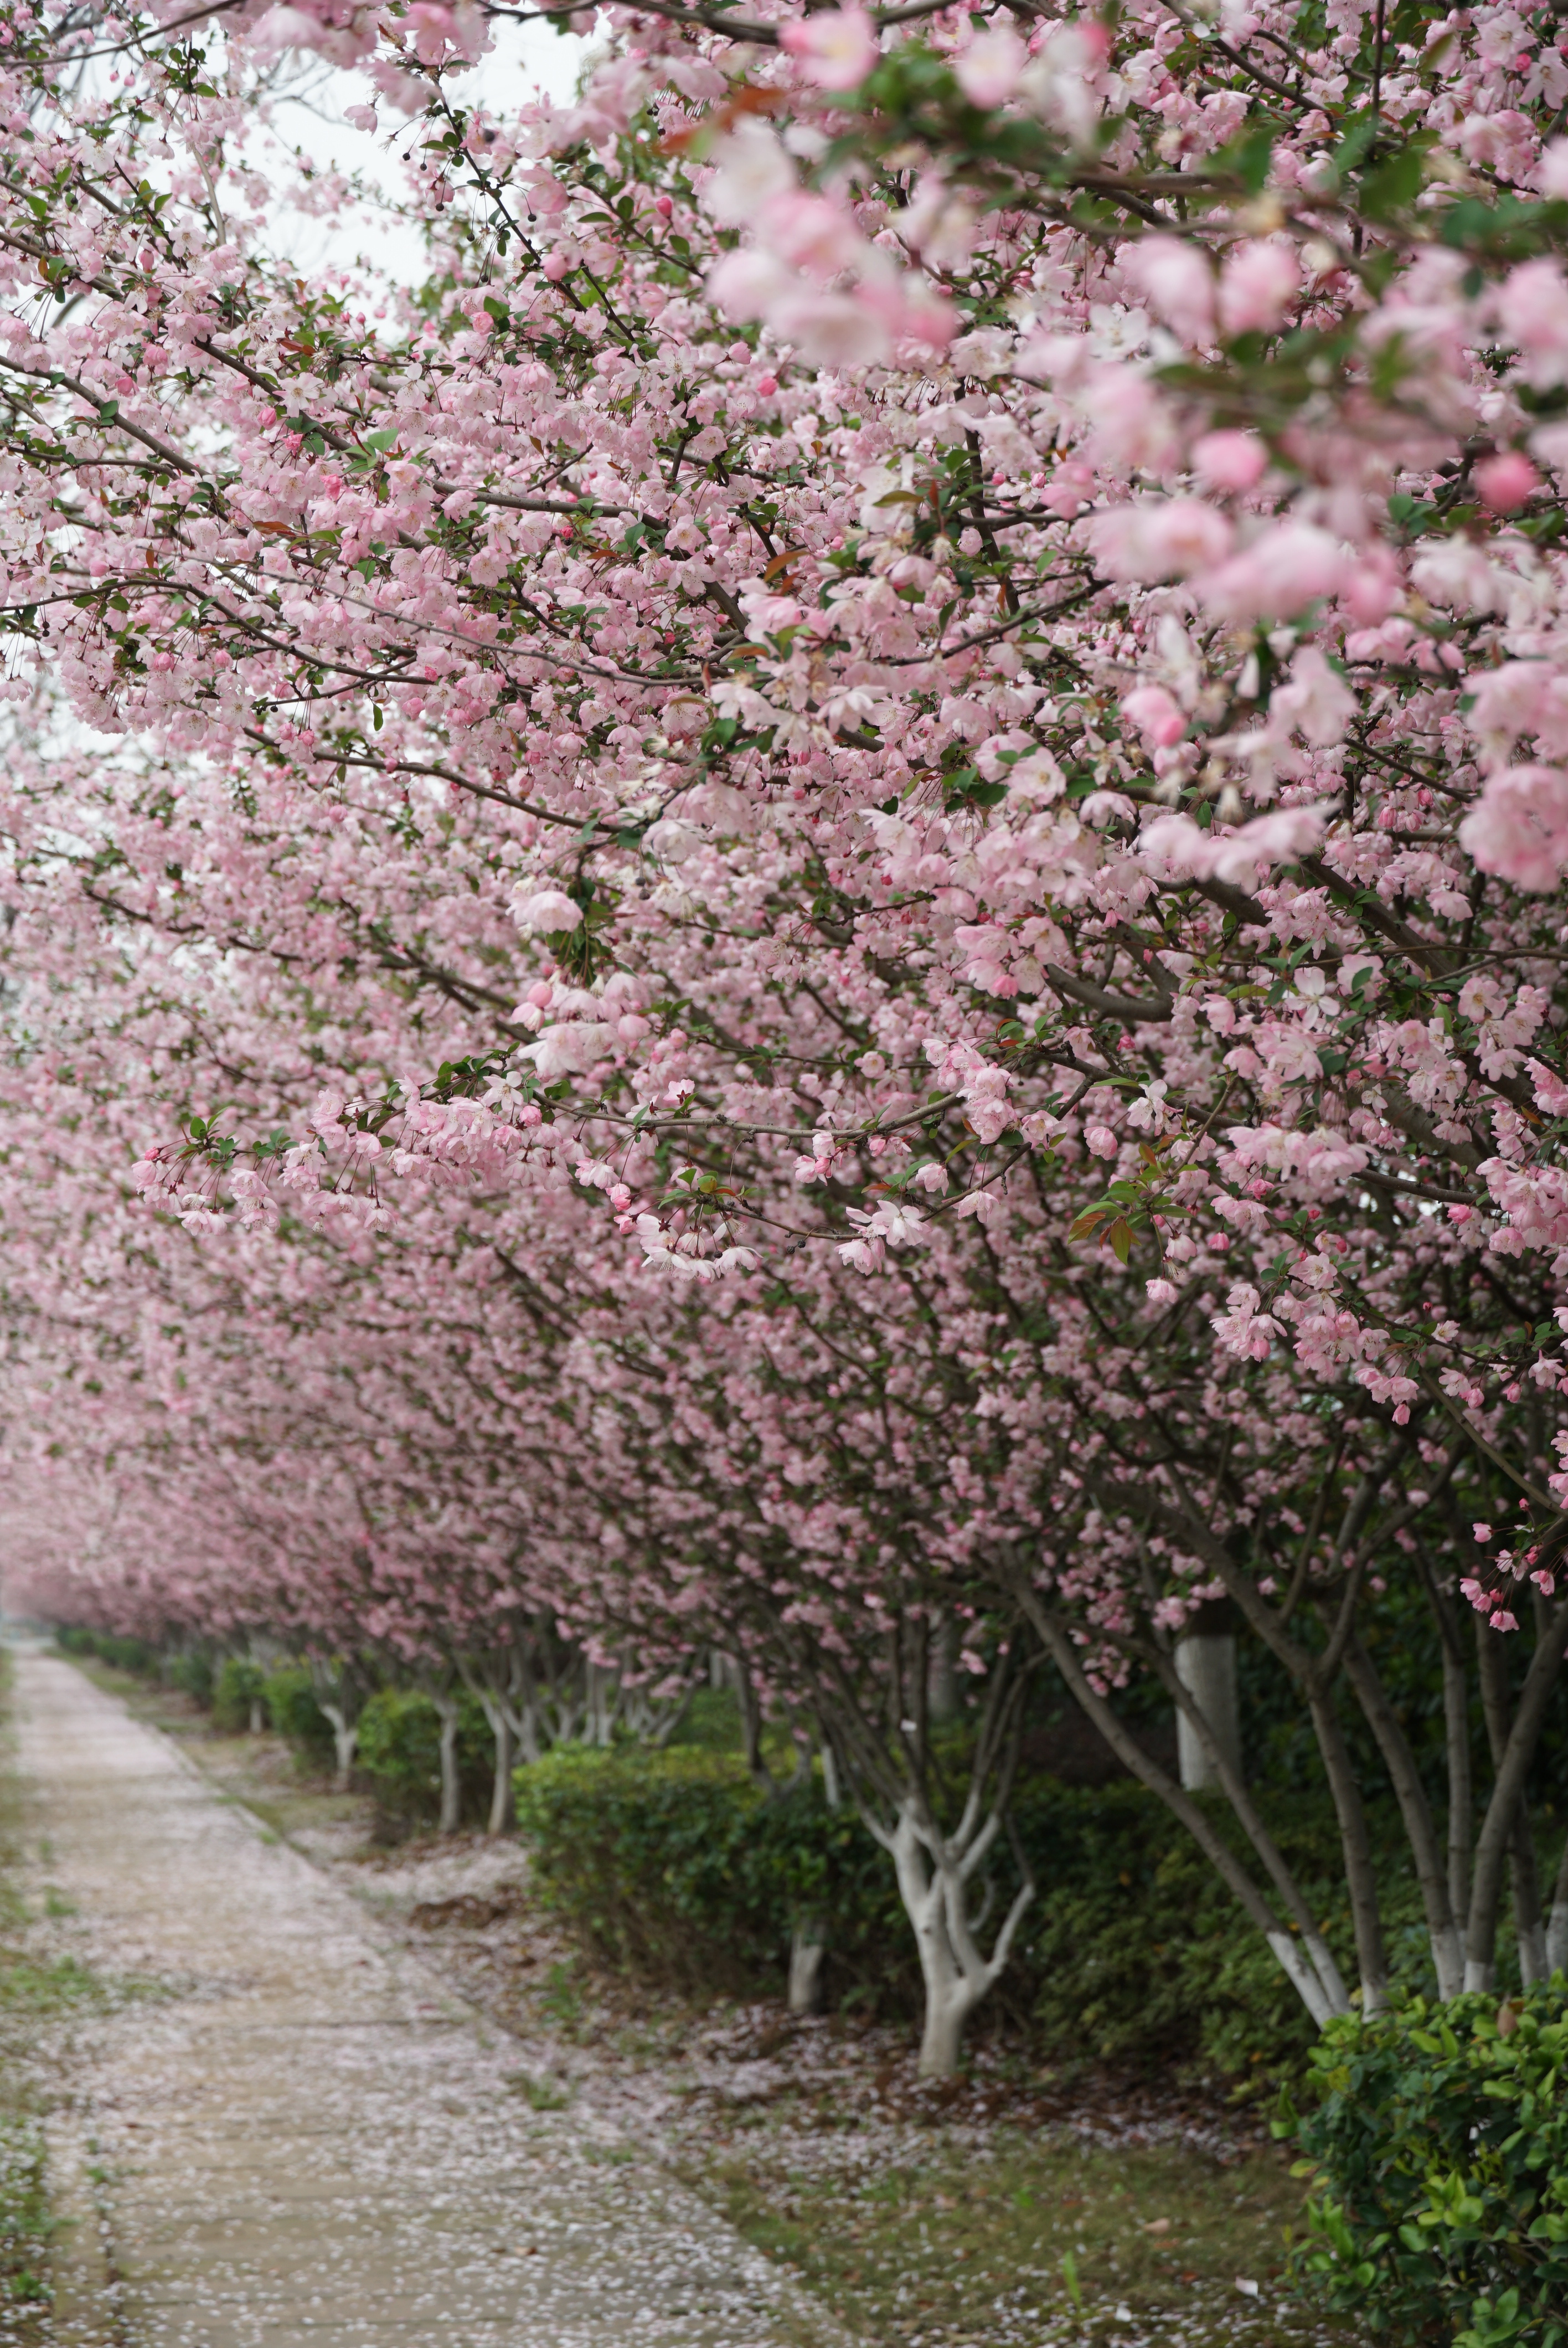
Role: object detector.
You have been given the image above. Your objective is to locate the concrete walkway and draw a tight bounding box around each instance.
[11,1653,824,2348]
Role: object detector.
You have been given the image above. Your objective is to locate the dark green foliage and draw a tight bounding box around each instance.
[261,1666,334,1764]
[166,1651,213,1708]
[515,1749,773,1987]
[514,1747,895,1996]
[355,1688,492,1828]
[1290,1987,1568,2347]
[667,1686,747,1751]
[212,1658,266,1733]
[513,1745,1436,2084]
[1015,1777,1433,2083]
[53,1626,158,1676]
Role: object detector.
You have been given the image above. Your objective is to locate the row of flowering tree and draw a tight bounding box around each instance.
[1,0,1567,2072]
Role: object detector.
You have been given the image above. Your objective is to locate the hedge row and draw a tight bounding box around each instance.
[53,1633,495,1830]
[511,1743,1448,2087]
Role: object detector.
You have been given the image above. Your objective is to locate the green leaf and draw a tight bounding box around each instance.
[1358,140,1429,220]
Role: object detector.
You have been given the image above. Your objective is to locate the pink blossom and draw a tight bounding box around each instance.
[758,191,866,280]
[778,8,879,91]
[1475,451,1540,512]
[955,26,1025,107]
[704,123,796,228]
[767,289,892,367]
[1120,235,1214,345]
[1270,646,1355,748]
[1217,241,1299,337]
[512,888,581,934]
[1085,1124,1119,1158]
[1121,683,1187,749]
[1210,1282,1282,1360]
[1090,498,1234,583]
[1196,522,1347,621]
[1459,764,1568,890]
[1193,430,1266,493]
[1498,258,1568,386]
[1529,1058,1568,1115]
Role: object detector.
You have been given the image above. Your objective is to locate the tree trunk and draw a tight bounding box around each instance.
[249,1698,264,1736]
[788,1923,826,2014]
[917,1981,967,2079]
[1511,1805,1549,1984]
[1175,1610,1241,1791]
[1307,1686,1390,2014]
[1019,1589,1350,2026]
[1546,1829,1568,1978]
[433,1694,461,1835]
[1342,1635,1464,2000]
[885,1803,1031,2079]
[892,1817,978,2079]
[488,1710,515,1837]
[929,1615,959,1723]
[321,1703,357,1793]
[1464,1598,1568,1989]
[1443,1636,1472,1925]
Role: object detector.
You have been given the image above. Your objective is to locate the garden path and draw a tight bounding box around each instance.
[11,1651,826,2348]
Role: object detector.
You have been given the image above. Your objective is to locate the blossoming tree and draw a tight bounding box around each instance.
[3,0,1568,2064]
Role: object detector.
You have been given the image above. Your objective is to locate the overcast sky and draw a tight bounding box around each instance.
[257,14,592,287]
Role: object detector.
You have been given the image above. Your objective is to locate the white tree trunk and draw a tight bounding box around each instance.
[1546,1898,1568,1978]
[1176,1634,1241,1791]
[487,1710,515,1837]
[320,1703,357,1793]
[788,1924,826,2014]
[1546,1836,1568,1976]
[433,1695,461,1835]
[886,1804,1031,2079]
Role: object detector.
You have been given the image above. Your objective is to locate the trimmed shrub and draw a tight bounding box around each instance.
[513,1743,1445,2087]
[167,1651,213,1707]
[356,1688,491,1828]
[1013,1775,1437,2083]
[513,1746,889,1995]
[212,1657,267,1733]
[1289,1987,1568,2347]
[262,1666,335,1766]
[515,1748,771,1985]
[55,1627,159,1676]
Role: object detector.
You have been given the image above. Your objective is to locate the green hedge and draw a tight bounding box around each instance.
[1290,1987,1568,2347]
[212,1658,266,1733]
[54,1626,159,1676]
[513,1748,891,1995]
[356,1688,492,1828]
[167,1651,213,1708]
[262,1666,335,1764]
[513,1745,1443,2087]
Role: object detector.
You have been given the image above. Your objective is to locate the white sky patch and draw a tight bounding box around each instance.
[255,13,592,287]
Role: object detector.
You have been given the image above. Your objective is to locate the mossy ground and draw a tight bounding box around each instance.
[684,2128,1355,2347]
